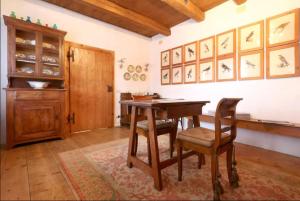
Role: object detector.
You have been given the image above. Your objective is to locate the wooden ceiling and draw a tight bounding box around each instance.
[43,0,246,37]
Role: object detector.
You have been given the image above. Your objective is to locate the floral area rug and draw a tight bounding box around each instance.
[59,136,300,200]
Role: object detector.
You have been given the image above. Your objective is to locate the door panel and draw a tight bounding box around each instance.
[68,43,114,133]
[14,101,61,141]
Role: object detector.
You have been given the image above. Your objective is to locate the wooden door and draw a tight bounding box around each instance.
[14,100,61,141]
[67,42,114,134]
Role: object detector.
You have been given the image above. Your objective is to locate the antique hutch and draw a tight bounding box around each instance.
[4,16,67,148]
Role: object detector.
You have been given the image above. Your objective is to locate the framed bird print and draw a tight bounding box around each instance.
[172,46,183,65]
[239,50,264,80]
[172,66,183,84]
[199,60,215,83]
[184,64,197,83]
[267,9,300,47]
[266,43,300,79]
[217,56,236,81]
[184,42,197,63]
[199,36,215,60]
[161,68,171,85]
[238,20,264,53]
[161,50,170,67]
[216,29,236,57]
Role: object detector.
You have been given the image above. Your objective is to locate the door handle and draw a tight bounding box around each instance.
[107,85,113,92]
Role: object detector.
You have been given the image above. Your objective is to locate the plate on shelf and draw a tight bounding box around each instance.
[127,65,135,73]
[43,68,54,75]
[140,74,146,81]
[132,73,139,81]
[17,67,34,74]
[136,65,142,73]
[123,72,131,80]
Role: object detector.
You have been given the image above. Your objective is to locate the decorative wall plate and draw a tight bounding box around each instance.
[136,65,142,73]
[140,74,146,81]
[123,72,131,80]
[132,73,139,81]
[127,65,135,73]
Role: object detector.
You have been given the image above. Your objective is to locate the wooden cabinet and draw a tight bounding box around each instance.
[6,89,66,148]
[4,16,67,148]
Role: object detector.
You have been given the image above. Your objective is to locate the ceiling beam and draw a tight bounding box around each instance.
[82,0,171,36]
[161,0,205,22]
[233,0,247,5]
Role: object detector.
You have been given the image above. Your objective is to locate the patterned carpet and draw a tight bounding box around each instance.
[59,137,300,200]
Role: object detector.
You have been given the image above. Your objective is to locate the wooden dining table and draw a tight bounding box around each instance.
[120,99,210,190]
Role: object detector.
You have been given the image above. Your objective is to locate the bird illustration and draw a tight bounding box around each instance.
[204,44,210,53]
[221,37,229,49]
[273,22,290,34]
[175,51,180,58]
[277,55,289,68]
[246,60,256,68]
[163,73,168,79]
[118,58,126,69]
[188,48,195,57]
[163,54,168,62]
[187,69,193,78]
[202,66,211,73]
[246,31,254,42]
[222,64,231,72]
[174,70,179,77]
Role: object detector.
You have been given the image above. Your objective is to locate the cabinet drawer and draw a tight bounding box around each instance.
[15,91,61,100]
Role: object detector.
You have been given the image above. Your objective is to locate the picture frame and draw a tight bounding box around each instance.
[199,36,215,60]
[216,55,236,81]
[161,68,171,85]
[238,50,264,80]
[184,63,197,83]
[184,41,197,63]
[266,43,300,79]
[161,50,170,67]
[267,9,300,47]
[216,29,236,57]
[172,66,183,84]
[199,59,215,83]
[172,46,183,65]
[238,20,264,53]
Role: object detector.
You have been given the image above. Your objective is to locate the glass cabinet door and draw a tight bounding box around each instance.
[40,34,62,78]
[14,28,37,75]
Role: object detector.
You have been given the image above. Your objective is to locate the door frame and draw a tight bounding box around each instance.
[64,41,115,136]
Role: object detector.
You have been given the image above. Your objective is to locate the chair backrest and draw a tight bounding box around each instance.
[132,95,154,101]
[214,98,242,147]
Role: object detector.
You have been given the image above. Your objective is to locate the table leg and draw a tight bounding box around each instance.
[127,106,138,168]
[192,115,200,127]
[146,108,163,190]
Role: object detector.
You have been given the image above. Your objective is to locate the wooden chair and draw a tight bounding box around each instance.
[132,95,177,165]
[176,98,242,200]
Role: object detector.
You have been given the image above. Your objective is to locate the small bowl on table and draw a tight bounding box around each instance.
[27,81,50,89]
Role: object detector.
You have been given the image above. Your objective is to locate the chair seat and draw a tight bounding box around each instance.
[137,120,174,132]
[177,127,231,147]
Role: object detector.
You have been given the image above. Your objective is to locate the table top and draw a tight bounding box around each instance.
[120,99,210,108]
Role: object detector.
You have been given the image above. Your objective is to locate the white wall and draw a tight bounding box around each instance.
[150,0,300,157]
[0,0,152,143]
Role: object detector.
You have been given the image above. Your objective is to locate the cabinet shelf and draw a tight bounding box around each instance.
[8,74,64,80]
[16,59,36,64]
[16,42,35,49]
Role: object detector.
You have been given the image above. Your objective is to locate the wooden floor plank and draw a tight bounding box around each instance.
[0,127,299,200]
[0,147,30,200]
[25,143,76,200]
